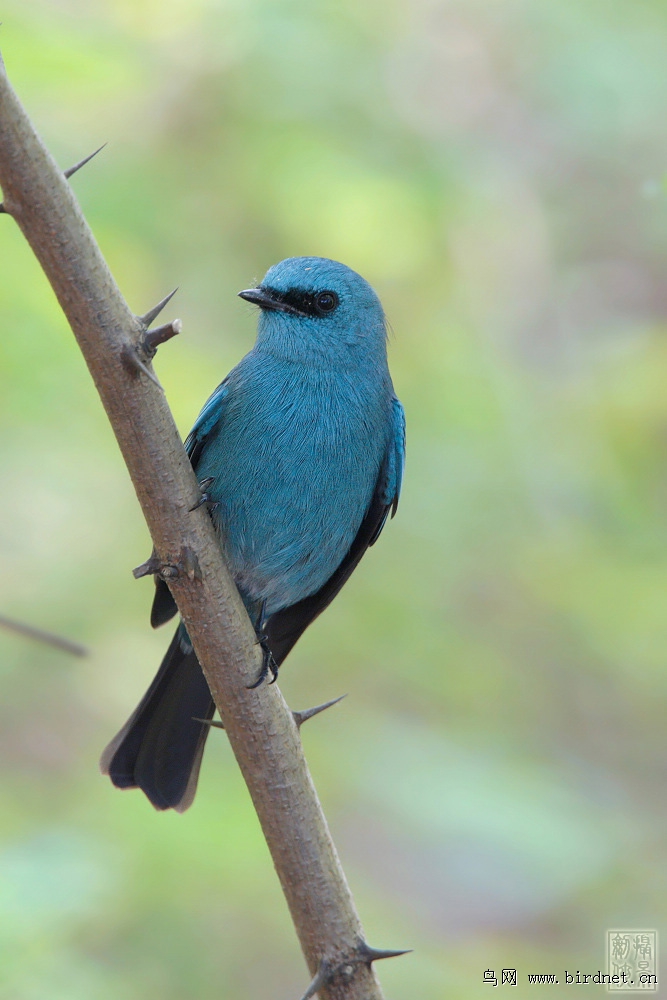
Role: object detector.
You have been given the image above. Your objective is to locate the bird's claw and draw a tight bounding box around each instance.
[189,477,219,512]
[247,637,279,688]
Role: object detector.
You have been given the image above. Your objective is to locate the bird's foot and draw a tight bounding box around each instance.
[247,635,279,688]
[189,477,219,512]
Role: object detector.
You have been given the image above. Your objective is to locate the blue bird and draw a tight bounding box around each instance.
[101,257,405,811]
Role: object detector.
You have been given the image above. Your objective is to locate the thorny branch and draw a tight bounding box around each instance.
[0,49,408,999]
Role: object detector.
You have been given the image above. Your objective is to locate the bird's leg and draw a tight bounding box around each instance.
[189,476,219,512]
[247,601,279,688]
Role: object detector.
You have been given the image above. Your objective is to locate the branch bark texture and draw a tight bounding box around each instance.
[0,53,387,999]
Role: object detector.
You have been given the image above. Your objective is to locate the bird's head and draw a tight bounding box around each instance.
[239,257,387,366]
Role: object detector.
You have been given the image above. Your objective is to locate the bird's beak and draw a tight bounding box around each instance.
[238,286,307,317]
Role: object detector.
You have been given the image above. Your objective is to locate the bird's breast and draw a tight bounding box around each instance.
[196,357,391,614]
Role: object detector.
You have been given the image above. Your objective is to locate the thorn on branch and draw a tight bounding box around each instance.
[142,318,182,359]
[138,288,178,328]
[297,942,410,1000]
[298,960,331,1000]
[63,142,107,179]
[0,143,107,214]
[356,941,412,964]
[121,343,164,391]
[193,717,225,730]
[293,694,347,728]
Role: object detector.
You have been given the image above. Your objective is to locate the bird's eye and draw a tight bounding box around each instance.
[315,291,339,314]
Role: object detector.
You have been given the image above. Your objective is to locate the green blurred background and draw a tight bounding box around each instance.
[1,0,667,997]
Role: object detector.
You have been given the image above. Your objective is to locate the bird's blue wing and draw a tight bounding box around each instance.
[150,379,230,629]
[265,396,406,663]
[370,395,406,544]
[184,378,230,468]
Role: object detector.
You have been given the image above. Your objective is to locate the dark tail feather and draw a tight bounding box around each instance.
[100,625,215,812]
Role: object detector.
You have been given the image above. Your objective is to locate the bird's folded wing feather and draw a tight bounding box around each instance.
[183,379,231,468]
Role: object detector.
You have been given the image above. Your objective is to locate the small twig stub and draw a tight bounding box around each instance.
[142,318,182,358]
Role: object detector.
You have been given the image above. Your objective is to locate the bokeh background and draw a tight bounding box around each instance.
[1,0,667,996]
